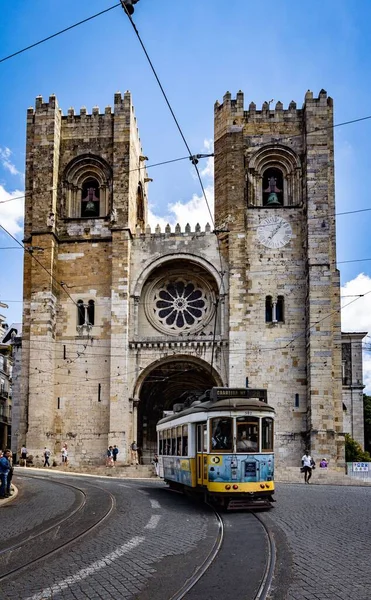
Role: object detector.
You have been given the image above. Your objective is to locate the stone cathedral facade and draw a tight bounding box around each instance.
[17,89,365,469]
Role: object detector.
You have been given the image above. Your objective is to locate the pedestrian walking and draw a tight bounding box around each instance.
[130,441,138,465]
[5,450,13,496]
[301,450,315,483]
[152,453,159,476]
[61,444,68,465]
[43,447,51,467]
[112,445,119,465]
[21,445,27,467]
[106,446,114,467]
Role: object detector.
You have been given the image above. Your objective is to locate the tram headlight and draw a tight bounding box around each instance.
[232,485,238,490]
[265,484,270,488]
[260,484,265,489]
[225,484,231,490]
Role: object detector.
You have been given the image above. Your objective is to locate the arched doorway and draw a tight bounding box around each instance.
[136,357,222,463]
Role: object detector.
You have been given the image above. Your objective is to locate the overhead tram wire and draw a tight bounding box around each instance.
[120,1,226,378]
[0,221,91,361]
[0,4,122,64]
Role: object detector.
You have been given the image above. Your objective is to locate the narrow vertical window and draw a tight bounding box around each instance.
[265,296,273,322]
[87,300,95,326]
[276,296,284,322]
[295,393,299,408]
[77,300,85,326]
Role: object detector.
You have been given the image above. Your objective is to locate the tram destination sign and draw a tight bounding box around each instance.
[211,387,268,402]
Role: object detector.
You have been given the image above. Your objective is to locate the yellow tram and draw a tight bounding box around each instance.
[156,387,275,509]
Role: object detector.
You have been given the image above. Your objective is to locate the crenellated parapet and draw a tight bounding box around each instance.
[214,89,333,141]
[134,222,212,236]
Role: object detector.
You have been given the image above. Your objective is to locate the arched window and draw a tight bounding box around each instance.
[87,300,95,326]
[81,178,100,218]
[265,295,284,323]
[262,168,283,206]
[77,300,85,326]
[62,155,112,219]
[246,145,302,207]
[265,296,273,322]
[276,296,284,322]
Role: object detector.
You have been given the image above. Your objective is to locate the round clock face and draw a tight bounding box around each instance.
[257,215,292,249]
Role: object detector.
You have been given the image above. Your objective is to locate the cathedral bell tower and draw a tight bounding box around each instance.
[214,90,343,467]
[21,92,148,463]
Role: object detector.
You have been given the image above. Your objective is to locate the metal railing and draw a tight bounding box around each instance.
[346,462,371,481]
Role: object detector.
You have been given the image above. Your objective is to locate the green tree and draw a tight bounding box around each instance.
[345,433,371,462]
[364,394,371,454]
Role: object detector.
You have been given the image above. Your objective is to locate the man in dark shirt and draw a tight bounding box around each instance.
[0,451,11,498]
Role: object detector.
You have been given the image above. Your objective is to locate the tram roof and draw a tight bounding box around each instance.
[157,397,275,425]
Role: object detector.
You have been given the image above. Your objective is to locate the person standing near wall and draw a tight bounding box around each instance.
[301,450,315,484]
[112,445,119,466]
[21,445,27,467]
[61,444,68,465]
[130,441,138,465]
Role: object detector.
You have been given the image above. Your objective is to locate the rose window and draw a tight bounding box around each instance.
[154,280,209,332]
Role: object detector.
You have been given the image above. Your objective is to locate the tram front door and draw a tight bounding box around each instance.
[196,423,207,486]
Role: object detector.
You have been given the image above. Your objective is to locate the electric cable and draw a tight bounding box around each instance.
[0,3,121,64]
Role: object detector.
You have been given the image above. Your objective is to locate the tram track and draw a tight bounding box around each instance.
[169,506,276,600]
[0,473,115,583]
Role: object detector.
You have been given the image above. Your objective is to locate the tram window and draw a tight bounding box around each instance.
[171,429,176,455]
[182,425,188,456]
[236,417,259,452]
[211,417,232,452]
[262,417,274,452]
[166,429,171,455]
[159,431,163,455]
[176,426,182,456]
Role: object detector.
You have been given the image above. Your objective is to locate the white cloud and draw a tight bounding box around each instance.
[341,273,371,393]
[0,185,24,236]
[149,184,214,232]
[0,147,23,179]
[149,138,214,232]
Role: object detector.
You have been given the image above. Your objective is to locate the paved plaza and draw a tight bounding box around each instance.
[1,473,370,599]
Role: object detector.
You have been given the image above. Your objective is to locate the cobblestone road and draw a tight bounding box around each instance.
[2,474,371,600]
[262,483,371,600]
[2,474,218,600]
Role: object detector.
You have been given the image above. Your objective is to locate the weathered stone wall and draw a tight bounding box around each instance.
[214,90,344,467]
[341,333,366,449]
[19,89,365,469]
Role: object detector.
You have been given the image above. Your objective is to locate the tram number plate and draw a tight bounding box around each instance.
[243,411,253,415]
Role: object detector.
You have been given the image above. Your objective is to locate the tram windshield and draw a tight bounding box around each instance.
[236,417,259,452]
[211,417,233,451]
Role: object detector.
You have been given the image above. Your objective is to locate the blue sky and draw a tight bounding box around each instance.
[0,0,371,386]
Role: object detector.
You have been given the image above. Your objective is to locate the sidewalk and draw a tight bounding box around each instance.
[0,484,18,507]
